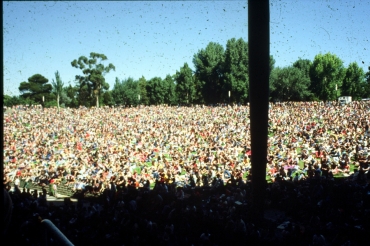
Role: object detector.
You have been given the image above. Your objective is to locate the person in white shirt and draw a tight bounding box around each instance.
[14,176,20,192]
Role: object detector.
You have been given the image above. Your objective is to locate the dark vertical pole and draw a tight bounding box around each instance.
[1,6,6,234]
[248,0,269,223]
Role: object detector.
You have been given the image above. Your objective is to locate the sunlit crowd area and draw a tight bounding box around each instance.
[4,101,370,245]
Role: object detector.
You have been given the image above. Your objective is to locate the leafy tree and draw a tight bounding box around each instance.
[44,100,58,108]
[365,66,370,98]
[174,63,196,105]
[122,77,139,106]
[5,96,36,107]
[293,58,312,78]
[163,74,177,105]
[18,74,53,105]
[309,53,345,101]
[51,71,64,109]
[111,77,126,105]
[292,58,313,99]
[111,77,139,106]
[270,66,311,101]
[137,76,149,105]
[3,94,13,107]
[3,95,24,107]
[146,77,166,105]
[269,56,277,97]
[77,83,92,107]
[193,42,225,104]
[65,83,79,108]
[223,38,249,104]
[60,88,72,108]
[102,91,115,106]
[342,62,365,100]
[269,55,276,73]
[192,74,206,104]
[71,52,115,107]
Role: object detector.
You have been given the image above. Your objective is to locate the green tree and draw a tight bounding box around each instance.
[122,77,139,106]
[44,100,58,108]
[293,58,312,78]
[111,77,139,106]
[77,83,92,107]
[56,89,72,108]
[342,62,365,100]
[223,38,249,104]
[174,63,196,105]
[270,55,276,73]
[270,66,311,101]
[3,95,23,107]
[111,77,126,105]
[137,76,149,105]
[269,56,277,97]
[3,94,13,107]
[102,90,115,106]
[163,74,177,105]
[51,71,64,109]
[292,58,313,99]
[18,74,53,105]
[193,74,205,104]
[65,83,79,108]
[146,77,166,105]
[193,42,225,104]
[309,53,345,101]
[71,52,115,107]
[365,66,370,98]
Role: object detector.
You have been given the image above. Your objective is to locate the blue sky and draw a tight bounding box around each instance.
[3,0,370,96]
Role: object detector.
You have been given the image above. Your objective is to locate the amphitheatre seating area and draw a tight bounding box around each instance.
[17,179,76,197]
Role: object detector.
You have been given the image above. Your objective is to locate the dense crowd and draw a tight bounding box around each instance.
[3,101,370,245]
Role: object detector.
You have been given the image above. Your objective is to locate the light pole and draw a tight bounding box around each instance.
[42,96,45,110]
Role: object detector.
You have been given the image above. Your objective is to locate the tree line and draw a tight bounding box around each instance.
[4,38,370,108]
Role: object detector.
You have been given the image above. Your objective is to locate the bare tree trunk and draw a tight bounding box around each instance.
[57,94,60,109]
[96,85,101,108]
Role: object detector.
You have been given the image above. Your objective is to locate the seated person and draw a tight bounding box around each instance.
[38,170,49,186]
[338,154,350,173]
[330,161,339,175]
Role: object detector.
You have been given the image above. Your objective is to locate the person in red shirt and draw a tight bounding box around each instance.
[76,142,82,151]
[16,170,22,177]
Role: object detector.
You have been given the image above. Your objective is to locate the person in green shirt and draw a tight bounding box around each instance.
[49,179,58,198]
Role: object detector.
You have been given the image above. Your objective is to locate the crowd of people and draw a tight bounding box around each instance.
[3,101,370,245]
